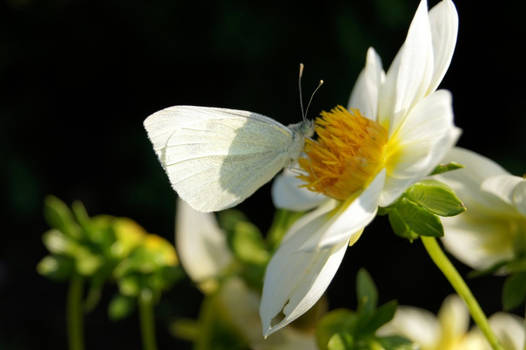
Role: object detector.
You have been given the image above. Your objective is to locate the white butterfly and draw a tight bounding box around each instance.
[143,105,314,212]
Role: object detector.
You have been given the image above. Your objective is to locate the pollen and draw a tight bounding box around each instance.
[298,106,388,201]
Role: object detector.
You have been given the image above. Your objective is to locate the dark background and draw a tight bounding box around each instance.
[1,0,525,348]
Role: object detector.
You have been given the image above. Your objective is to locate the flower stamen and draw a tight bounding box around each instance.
[298,106,388,200]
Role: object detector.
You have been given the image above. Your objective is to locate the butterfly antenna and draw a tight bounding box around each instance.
[305,79,324,119]
[298,63,306,122]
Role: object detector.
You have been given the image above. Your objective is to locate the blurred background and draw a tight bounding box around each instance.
[1,0,525,348]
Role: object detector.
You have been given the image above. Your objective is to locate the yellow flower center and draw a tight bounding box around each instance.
[298,106,388,200]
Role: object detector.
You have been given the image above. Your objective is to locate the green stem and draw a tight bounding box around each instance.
[420,236,503,350]
[138,289,158,350]
[67,274,84,350]
[523,304,526,350]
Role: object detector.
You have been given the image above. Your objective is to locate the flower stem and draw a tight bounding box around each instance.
[420,236,503,350]
[67,274,84,350]
[138,289,158,350]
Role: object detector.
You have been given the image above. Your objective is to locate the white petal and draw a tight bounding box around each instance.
[437,295,470,341]
[482,174,524,208]
[379,91,456,207]
[219,278,264,343]
[378,0,434,136]
[463,313,525,350]
[219,278,318,350]
[260,203,348,336]
[379,306,440,348]
[435,148,514,213]
[461,331,491,350]
[175,198,232,292]
[488,313,525,350]
[301,169,386,250]
[440,147,509,181]
[441,212,516,271]
[388,90,453,177]
[427,0,458,94]
[513,181,526,216]
[272,168,328,211]
[348,47,385,120]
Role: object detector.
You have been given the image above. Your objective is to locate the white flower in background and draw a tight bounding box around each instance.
[176,197,233,293]
[261,0,459,336]
[379,295,525,350]
[175,199,317,349]
[433,147,526,271]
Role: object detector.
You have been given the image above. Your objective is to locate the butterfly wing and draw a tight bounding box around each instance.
[144,106,301,212]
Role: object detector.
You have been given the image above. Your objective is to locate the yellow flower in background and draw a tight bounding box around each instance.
[175,199,317,349]
[379,295,525,350]
[434,147,526,271]
[111,217,148,258]
[262,0,459,336]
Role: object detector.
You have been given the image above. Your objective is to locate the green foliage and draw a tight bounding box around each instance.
[108,294,136,321]
[36,255,74,281]
[328,332,354,350]
[375,336,414,350]
[266,209,305,250]
[218,209,272,291]
[227,221,269,265]
[193,293,250,350]
[358,301,398,335]
[430,162,463,175]
[404,180,465,217]
[382,179,466,242]
[316,269,408,350]
[43,195,81,239]
[387,207,418,241]
[38,195,183,321]
[112,233,183,305]
[357,269,378,315]
[468,254,526,278]
[387,197,444,241]
[316,309,357,350]
[467,260,509,278]
[502,271,526,311]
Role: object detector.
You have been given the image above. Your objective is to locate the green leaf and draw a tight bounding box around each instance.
[43,195,81,238]
[505,257,526,273]
[316,309,357,350]
[195,294,250,350]
[377,207,390,216]
[359,300,398,334]
[217,210,248,233]
[502,272,526,310]
[72,200,91,231]
[118,275,141,296]
[357,269,378,315]
[468,260,509,278]
[84,271,110,312]
[430,162,463,175]
[376,335,414,350]
[405,180,465,217]
[388,208,418,241]
[228,221,269,265]
[238,263,266,291]
[328,332,354,350]
[36,255,74,280]
[86,215,116,252]
[395,198,444,237]
[169,318,201,341]
[75,248,103,275]
[108,294,136,321]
